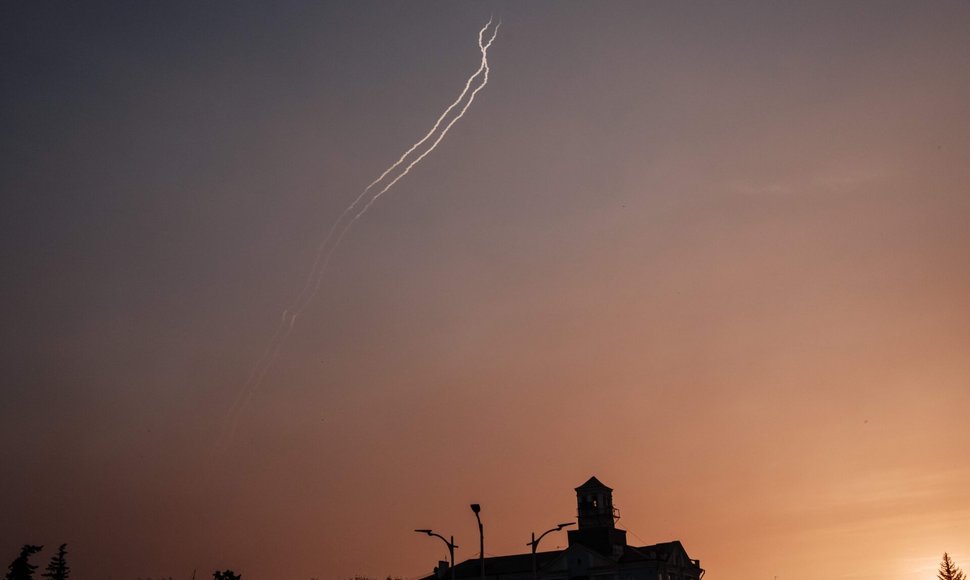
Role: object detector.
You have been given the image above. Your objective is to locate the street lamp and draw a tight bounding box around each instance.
[414,529,458,580]
[527,522,574,580]
[470,504,484,580]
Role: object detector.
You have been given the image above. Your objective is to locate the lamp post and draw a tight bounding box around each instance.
[470,504,484,580]
[414,529,458,580]
[527,522,574,580]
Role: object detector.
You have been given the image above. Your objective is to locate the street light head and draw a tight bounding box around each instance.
[415,529,433,535]
[470,503,481,514]
[557,522,575,529]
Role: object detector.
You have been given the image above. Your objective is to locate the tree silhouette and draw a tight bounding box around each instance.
[940,553,967,580]
[4,545,43,580]
[212,570,240,580]
[41,545,69,580]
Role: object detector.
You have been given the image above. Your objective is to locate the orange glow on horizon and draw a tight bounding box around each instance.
[1,3,969,580]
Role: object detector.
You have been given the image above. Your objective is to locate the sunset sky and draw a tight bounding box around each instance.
[2,2,969,580]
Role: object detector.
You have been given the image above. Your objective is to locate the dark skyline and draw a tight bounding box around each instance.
[2,2,969,579]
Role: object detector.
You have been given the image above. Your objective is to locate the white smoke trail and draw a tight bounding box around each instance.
[356,27,498,219]
[357,19,496,199]
[287,18,496,319]
[308,22,500,297]
[215,19,500,451]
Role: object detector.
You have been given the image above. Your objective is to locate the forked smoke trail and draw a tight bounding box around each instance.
[287,18,496,320]
[216,20,500,450]
[356,26,499,219]
[358,19,496,199]
[310,22,500,296]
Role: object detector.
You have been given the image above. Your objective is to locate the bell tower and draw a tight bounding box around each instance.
[567,476,627,557]
[575,476,616,529]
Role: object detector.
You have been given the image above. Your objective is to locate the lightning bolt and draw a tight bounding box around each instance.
[215,19,500,452]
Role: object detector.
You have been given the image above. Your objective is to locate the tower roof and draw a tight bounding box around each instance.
[575,476,612,492]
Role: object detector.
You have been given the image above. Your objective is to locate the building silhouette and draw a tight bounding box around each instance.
[420,477,703,580]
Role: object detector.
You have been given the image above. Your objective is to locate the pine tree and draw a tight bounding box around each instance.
[4,545,43,580]
[41,545,69,580]
[212,570,240,580]
[939,553,967,580]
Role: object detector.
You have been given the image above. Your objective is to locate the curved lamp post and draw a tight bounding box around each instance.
[527,522,574,580]
[415,529,458,580]
[470,504,484,580]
